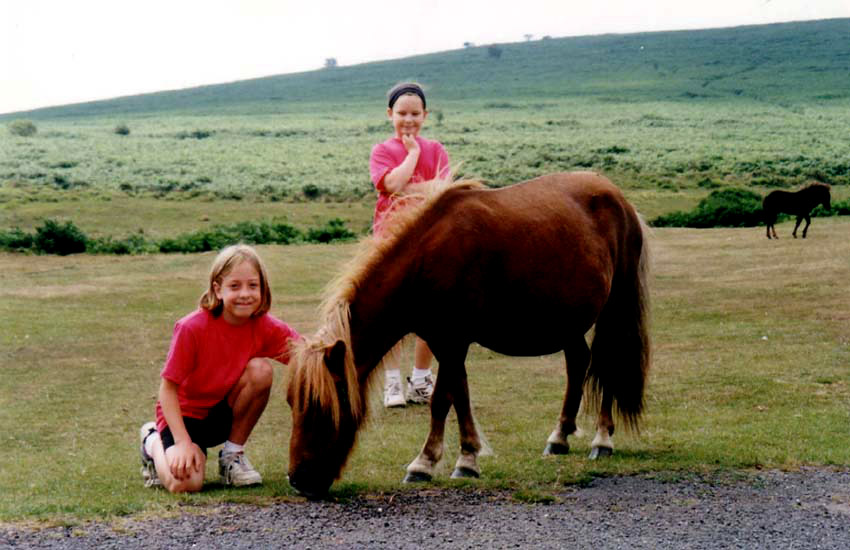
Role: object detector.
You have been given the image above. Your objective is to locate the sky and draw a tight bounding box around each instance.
[2,0,849,115]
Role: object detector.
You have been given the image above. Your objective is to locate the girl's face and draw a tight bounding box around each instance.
[387,94,427,139]
[214,260,262,325]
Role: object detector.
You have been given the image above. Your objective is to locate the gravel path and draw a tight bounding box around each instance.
[4,468,850,549]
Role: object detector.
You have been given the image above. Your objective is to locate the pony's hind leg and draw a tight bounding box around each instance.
[793,216,804,238]
[589,390,615,459]
[544,335,590,455]
[801,215,811,238]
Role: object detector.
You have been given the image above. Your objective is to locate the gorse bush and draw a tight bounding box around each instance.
[34,219,88,255]
[1,218,357,255]
[157,221,302,253]
[8,119,37,137]
[306,218,356,243]
[651,188,766,228]
[88,234,153,255]
[0,228,34,251]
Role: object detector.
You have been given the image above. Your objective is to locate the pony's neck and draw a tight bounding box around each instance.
[347,245,418,379]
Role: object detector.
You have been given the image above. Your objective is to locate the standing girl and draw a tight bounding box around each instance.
[139,244,300,493]
[369,81,450,408]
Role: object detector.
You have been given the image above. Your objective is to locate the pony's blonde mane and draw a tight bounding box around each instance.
[290,177,484,425]
[290,301,362,429]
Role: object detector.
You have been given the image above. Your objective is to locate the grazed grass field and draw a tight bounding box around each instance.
[2,217,848,524]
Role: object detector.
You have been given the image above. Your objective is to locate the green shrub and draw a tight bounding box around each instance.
[157,220,303,253]
[8,119,37,137]
[306,218,356,243]
[89,234,151,255]
[34,219,88,255]
[302,183,323,199]
[814,198,850,217]
[114,124,130,136]
[0,228,34,251]
[651,188,764,228]
[1,218,357,254]
[176,129,213,139]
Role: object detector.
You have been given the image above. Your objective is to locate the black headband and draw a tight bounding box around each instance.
[388,86,426,110]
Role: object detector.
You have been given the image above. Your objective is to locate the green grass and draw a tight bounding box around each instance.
[2,218,849,524]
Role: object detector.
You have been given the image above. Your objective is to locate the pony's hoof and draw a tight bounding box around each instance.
[450,467,480,479]
[403,471,432,483]
[543,442,570,456]
[588,446,613,460]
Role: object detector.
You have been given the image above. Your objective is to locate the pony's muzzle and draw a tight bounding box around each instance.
[288,470,332,500]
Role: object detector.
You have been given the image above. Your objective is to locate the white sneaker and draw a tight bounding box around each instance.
[139,421,161,488]
[384,377,406,408]
[219,450,263,486]
[406,375,434,404]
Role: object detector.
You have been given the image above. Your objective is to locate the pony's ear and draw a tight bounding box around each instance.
[323,340,347,381]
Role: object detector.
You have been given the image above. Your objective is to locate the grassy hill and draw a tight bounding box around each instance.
[2,18,849,244]
[5,18,850,119]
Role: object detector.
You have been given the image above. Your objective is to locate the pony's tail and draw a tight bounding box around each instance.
[585,215,651,432]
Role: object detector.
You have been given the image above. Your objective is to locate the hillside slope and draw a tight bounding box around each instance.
[7,18,849,119]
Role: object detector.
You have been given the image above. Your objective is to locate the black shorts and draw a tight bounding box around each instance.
[160,400,233,454]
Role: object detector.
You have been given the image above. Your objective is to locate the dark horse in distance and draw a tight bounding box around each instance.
[763,182,831,239]
[286,172,651,499]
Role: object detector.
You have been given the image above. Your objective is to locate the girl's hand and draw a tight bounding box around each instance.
[401,134,420,155]
[167,440,204,480]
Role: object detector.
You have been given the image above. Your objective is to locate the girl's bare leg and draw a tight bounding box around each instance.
[227,358,274,444]
[414,337,433,370]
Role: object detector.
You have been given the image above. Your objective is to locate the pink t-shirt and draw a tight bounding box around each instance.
[155,308,300,431]
[369,136,450,234]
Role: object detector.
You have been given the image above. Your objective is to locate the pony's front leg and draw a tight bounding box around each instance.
[589,390,615,459]
[448,366,481,478]
[404,371,451,483]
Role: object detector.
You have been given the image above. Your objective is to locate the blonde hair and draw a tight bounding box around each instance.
[199,244,272,318]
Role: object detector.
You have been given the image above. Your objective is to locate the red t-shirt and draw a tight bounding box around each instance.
[369,136,450,235]
[155,309,300,431]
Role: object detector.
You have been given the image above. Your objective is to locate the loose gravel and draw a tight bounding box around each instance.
[3,467,850,549]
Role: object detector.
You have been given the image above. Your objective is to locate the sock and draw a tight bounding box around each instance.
[385,369,402,384]
[222,440,244,455]
[143,430,160,458]
[412,367,432,381]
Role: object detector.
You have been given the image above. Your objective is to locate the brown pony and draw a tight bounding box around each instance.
[286,172,651,499]
[763,182,831,239]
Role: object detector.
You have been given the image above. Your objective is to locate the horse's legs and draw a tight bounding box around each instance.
[589,390,615,459]
[447,364,482,479]
[766,222,778,239]
[404,368,452,482]
[544,334,590,455]
[404,347,479,482]
[792,217,800,238]
[801,215,811,238]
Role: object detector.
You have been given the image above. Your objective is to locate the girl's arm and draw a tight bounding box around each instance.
[158,378,204,480]
[381,135,420,194]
